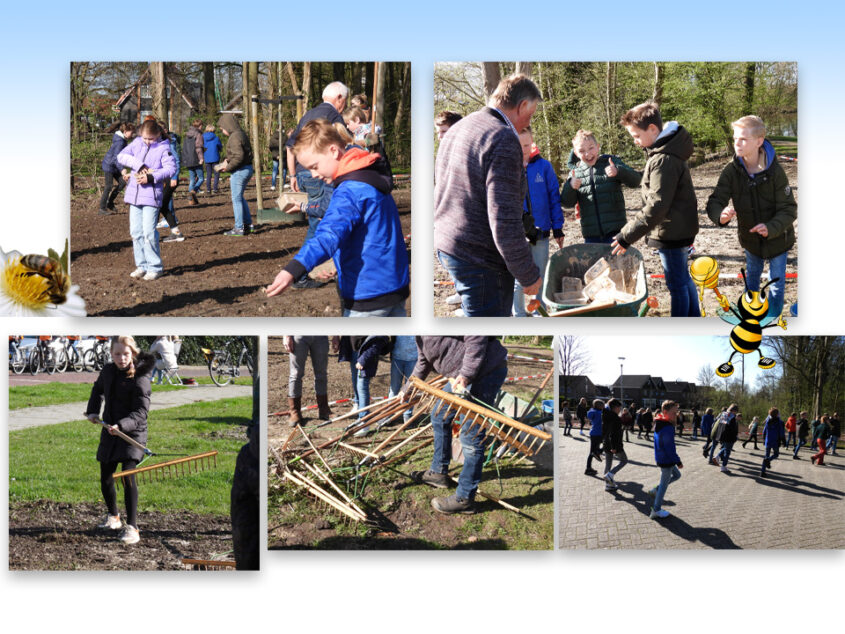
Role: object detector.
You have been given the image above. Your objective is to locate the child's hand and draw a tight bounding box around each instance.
[605,158,618,178]
[523,277,542,297]
[750,223,769,237]
[720,206,736,224]
[554,236,565,249]
[611,239,627,255]
[107,424,119,436]
[265,269,295,297]
[170,179,178,187]
[569,170,582,190]
[355,362,364,370]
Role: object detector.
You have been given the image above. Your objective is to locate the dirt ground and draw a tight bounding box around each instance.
[267,338,554,549]
[434,158,798,318]
[9,500,234,570]
[70,176,411,317]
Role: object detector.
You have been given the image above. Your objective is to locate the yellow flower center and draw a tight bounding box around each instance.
[1,257,52,309]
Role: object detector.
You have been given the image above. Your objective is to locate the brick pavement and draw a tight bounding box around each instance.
[559,429,844,549]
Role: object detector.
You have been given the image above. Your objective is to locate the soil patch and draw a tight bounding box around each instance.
[71,179,411,317]
[434,159,798,317]
[9,500,234,570]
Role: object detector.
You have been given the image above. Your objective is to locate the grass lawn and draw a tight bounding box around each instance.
[8,377,252,411]
[9,397,252,515]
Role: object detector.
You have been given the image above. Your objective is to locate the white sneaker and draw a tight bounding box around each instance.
[445,292,462,306]
[129,267,145,279]
[143,271,162,281]
[604,471,615,484]
[453,308,466,317]
[720,465,729,473]
[270,185,276,191]
[156,220,169,229]
[120,525,140,545]
[649,509,670,519]
[352,425,371,438]
[97,514,122,530]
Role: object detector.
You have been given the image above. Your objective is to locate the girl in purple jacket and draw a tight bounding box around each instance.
[117,119,177,281]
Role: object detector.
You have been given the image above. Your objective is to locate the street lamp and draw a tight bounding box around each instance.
[618,356,626,402]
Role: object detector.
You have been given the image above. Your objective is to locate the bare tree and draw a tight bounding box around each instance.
[150,62,168,123]
[515,62,533,77]
[652,62,664,106]
[203,62,216,114]
[393,62,411,132]
[556,336,591,402]
[482,62,501,100]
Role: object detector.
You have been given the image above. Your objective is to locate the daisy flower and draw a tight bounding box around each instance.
[0,246,86,317]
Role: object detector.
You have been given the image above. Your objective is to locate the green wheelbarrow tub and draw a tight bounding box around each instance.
[542,243,647,316]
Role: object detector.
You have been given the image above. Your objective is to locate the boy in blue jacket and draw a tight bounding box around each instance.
[513,127,564,316]
[759,407,784,477]
[265,120,410,317]
[649,400,683,519]
[584,399,604,475]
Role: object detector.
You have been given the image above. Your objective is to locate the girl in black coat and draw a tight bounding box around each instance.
[85,336,154,545]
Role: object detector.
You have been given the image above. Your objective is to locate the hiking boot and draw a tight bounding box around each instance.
[224,228,244,236]
[97,513,122,530]
[650,509,670,519]
[288,397,302,427]
[584,468,598,476]
[143,271,162,281]
[316,394,332,420]
[411,469,450,489]
[188,192,199,206]
[445,292,462,306]
[119,525,140,545]
[292,276,325,289]
[98,208,114,216]
[129,267,145,279]
[431,493,474,515]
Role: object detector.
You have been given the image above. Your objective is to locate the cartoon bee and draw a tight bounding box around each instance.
[19,254,70,306]
[715,268,787,377]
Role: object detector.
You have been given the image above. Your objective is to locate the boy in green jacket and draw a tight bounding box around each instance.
[706,115,797,320]
[612,102,700,317]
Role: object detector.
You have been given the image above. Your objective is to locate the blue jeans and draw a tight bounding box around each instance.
[229,165,253,230]
[718,441,734,466]
[658,247,701,317]
[296,169,333,220]
[761,445,779,473]
[205,163,219,192]
[653,465,681,512]
[793,438,806,457]
[188,167,204,193]
[786,431,796,448]
[827,435,839,454]
[271,159,286,188]
[305,215,321,242]
[744,249,787,320]
[512,238,549,316]
[429,363,508,500]
[129,205,163,273]
[343,301,407,318]
[389,356,417,421]
[438,250,514,317]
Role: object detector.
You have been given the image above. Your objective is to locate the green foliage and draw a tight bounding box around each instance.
[9,397,251,515]
[132,335,257,366]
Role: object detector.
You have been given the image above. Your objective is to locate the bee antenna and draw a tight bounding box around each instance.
[740,268,748,290]
[761,277,780,291]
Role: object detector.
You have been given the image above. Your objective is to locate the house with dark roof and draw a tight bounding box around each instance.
[611,375,667,409]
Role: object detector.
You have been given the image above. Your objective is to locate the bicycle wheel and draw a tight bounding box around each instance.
[239,347,254,377]
[45,350,59,374]
[82,349,96,372]
[209,352,232,386]
[54,349,68,373]
[29,348,42,375]
[70,348,84,372]
[11,348,26,374]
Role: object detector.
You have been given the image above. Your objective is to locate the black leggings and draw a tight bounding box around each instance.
[100,459,139,528]
[157,180,180,228]
[99,172,125,210]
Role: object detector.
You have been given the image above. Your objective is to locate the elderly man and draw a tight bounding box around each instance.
[284,81,349,289]
[434,73,543,316]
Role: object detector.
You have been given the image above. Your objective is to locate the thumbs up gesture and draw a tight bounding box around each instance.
[605,157,618,178]
[569,170,582,190]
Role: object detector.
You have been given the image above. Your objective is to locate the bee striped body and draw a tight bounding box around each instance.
[730,319,762,354]
[19,255,70,306]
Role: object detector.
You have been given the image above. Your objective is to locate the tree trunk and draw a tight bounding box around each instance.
[241,62,249,130]
[285,62,302,120]
[333,62,345,82]
[302,62,312,112]
[248,62,260,173]
[515,62,533,77]
[743,62,756,114]
[150,62,168,123]
[652,62,664,106]
[373,62,387,132]
[393,62,411,132]
[268,62,278,128]
[605,62,617,153]
[536,63,553,162]
[203,62,216,114]
[482,62,501,100]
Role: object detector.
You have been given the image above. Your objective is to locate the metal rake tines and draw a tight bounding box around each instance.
[113,451,219,487]
[407,377,552,458]
[181,558,237,571]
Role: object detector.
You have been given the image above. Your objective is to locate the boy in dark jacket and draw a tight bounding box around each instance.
[561,129,641,243]
[793,411,810,458]
[402,336,508,514]
[100,122,135,214]
[216,113,254,236]
[338,336,391,435]
[706,116,797,321]
[265,120,410,317]
[601,399,627,490]
[649,400,683,519]
[612,102,700,317]
[760,408,785,477]
[715,404,740,472]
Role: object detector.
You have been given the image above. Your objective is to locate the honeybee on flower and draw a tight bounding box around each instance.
[0,243,86,317]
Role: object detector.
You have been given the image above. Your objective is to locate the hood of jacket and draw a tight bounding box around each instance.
[734,138,776,177]
[332,147,392,194]
[217,113,243,135]
[648,121,693,162]
[133,351,156,378]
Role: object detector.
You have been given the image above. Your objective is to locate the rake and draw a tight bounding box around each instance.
[404,376,552,459]
[181,558,237,571]
[89,416,219,486]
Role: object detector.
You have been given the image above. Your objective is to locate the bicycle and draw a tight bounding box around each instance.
[58,337,85,373]
[91,336,111,371]
[9,337,28,375]
[30,337,58,375]
[201,337,255,387]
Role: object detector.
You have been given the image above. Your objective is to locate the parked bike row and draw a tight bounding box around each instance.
[8,336,112,376]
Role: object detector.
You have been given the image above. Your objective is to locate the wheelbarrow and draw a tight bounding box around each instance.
[541,243,649,316]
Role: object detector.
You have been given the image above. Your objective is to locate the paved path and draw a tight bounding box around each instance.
[559,430,845,549]
[8,366,210,387]
[8,384,252,431]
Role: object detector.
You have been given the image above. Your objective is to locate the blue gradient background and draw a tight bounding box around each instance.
[1,1,843,631]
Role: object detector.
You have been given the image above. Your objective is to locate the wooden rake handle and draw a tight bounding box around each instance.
[87,415,152,456]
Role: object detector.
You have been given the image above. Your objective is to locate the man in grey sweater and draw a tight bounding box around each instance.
[434,74,543,316]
